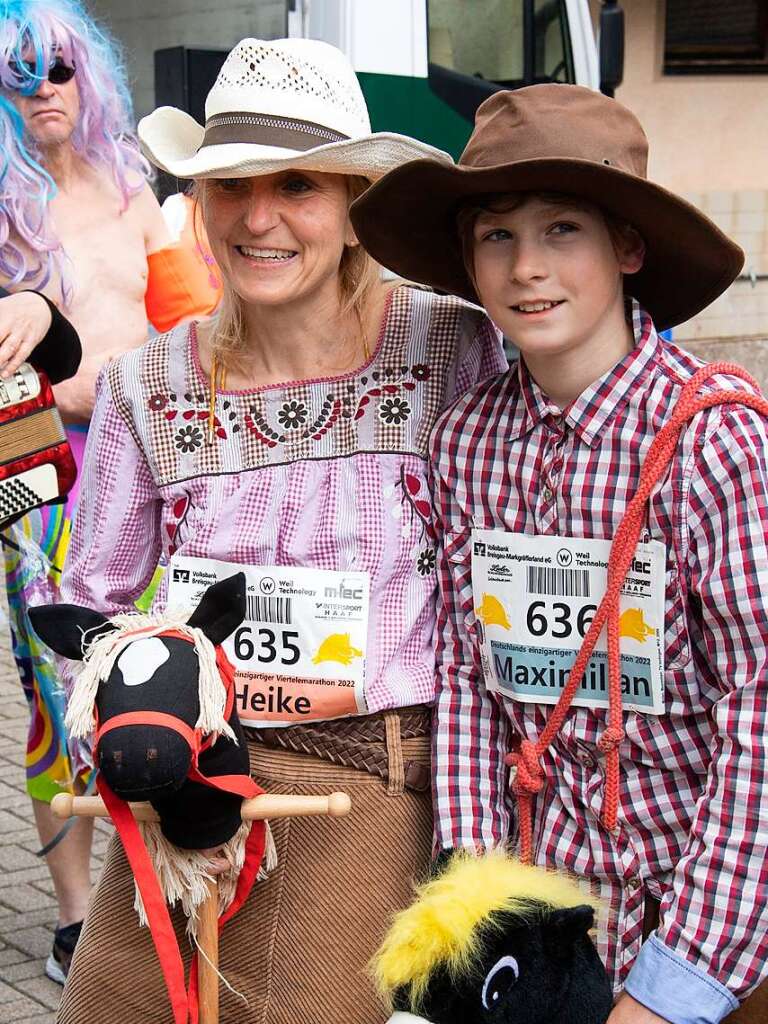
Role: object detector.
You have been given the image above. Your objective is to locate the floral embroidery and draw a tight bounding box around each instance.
[147,323,437,453]
[165,495,191,557]
[398,468,433,536]
[416,548,436,576]
[245,407,286,448]
[277,400,309,429]
[385,467,437,575]
[352,364,431,424]
[175,425,204,453]
[303,394,342,440]
[379,396,412,426]
[148,382,229,441]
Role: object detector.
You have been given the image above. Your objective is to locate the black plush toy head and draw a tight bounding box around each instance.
[30,573,250,849]
[375,852,613,1024]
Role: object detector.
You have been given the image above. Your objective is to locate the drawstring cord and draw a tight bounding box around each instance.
[507,362,768,865]
[208,352,226,443]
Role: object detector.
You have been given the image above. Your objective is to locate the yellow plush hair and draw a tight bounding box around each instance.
[373,851,599,1008]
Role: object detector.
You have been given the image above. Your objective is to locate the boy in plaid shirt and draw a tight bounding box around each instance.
[351,86,768,1024]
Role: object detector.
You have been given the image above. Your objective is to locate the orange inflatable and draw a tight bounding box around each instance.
[145,194,222,333]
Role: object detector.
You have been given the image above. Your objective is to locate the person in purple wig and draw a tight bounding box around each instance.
[0,0,175,986]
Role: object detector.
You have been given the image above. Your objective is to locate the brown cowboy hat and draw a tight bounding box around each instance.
[350,85,743,330]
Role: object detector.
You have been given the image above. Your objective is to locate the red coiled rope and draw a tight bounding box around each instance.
[506,363,768,864]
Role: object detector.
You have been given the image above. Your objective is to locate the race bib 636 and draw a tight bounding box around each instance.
[471,531,665,715]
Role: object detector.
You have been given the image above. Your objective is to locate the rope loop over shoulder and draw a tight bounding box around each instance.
[509,362,768,865]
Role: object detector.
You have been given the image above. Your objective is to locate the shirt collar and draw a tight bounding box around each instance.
[510,302,660,447]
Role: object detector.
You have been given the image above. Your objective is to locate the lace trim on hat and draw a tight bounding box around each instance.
[216,40,367,122]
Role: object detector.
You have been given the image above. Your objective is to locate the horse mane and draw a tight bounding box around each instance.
[374,850,601,1009]
[64,611,237,743]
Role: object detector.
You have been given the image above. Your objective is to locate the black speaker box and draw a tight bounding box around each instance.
[153,46,229,200]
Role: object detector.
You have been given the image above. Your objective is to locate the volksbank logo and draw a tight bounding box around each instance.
[172,568,190,583]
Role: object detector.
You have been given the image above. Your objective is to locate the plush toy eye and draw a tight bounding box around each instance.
[481,955,520,1010]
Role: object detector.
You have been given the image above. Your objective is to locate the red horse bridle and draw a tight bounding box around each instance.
[94,630,266,1024]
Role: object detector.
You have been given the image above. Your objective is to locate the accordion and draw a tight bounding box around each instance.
[0,363,76,527]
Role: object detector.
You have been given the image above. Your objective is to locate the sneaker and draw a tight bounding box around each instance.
[45,920,82,985]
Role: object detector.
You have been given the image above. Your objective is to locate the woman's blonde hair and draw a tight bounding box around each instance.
[193,174,380,368]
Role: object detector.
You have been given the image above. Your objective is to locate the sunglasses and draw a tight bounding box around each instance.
[9,56,76,86]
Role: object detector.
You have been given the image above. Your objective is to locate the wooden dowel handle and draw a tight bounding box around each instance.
[197,878,219,1024]
[51,790,351,823]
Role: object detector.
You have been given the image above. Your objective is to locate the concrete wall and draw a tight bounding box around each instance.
[589,0,768,194]
[588,0,767,368]
[91,0,287,120]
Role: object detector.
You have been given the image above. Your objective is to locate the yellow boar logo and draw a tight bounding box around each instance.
[313,633,363,666]
[619,608,656,643]
[475,594,511,630]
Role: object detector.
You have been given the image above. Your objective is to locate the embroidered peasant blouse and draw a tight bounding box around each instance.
[61,285,505,714]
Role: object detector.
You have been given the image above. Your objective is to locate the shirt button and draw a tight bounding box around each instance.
[542,487,553,502]
[626,876,641,891]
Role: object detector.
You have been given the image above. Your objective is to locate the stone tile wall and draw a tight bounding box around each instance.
[669,191,768,389]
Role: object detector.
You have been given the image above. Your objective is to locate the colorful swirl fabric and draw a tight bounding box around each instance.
[3,424,87,802]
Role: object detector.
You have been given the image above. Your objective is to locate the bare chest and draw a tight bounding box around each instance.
[52,188,148,308]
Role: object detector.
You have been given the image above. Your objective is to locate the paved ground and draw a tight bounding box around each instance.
[0,602,110,1023]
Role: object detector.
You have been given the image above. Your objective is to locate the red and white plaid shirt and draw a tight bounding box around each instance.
[430,304,768,1011]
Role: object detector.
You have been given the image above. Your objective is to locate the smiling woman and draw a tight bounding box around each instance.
[54,34,508,1024]
[195,169,380,376]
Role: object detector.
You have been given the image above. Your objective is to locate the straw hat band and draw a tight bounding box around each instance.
[200,111,349,152]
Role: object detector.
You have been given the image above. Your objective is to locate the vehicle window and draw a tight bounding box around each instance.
[428,0,525,85]
[534,0,573,83]
[427,0,573,86]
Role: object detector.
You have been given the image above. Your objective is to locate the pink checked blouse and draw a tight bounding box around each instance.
[61,285,505,713]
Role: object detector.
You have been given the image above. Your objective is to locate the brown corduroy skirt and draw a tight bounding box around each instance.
[57,719,432,1024]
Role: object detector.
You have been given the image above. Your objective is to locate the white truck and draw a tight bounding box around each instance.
[286,0,624,157]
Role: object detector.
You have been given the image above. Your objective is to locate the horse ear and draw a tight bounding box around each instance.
[29,604,115,661]
[545,904,596,944]
[187,572,247,646]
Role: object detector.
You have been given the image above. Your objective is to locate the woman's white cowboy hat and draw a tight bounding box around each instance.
[139,37,451,180]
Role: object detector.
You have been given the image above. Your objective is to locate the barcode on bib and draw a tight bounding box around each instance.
[246,595,293,624]
[526,566,590,597]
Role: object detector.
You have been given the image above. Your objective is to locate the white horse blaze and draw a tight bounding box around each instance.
[117,637,171,686]
[387,1015,433,1024]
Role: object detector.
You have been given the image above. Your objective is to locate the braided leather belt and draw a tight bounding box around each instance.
[245,706,432,791]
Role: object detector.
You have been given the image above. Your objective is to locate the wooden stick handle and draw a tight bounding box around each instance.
[197,878,219,1024]
[51,790,351,823]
